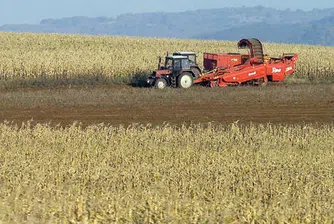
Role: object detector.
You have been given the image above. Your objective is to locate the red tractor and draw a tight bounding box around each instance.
[146,52,201,89]
[147,38,298,89]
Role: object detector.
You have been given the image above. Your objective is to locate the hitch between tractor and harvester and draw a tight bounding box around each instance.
[147,38,298,89]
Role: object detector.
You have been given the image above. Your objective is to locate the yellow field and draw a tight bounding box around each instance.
[0,32,333,86]
[0,122,333,223]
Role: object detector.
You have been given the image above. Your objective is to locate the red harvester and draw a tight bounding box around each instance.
[147,38,298,89]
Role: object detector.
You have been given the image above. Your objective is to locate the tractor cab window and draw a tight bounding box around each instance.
[182,59,190,70]
[174,59,181,71]
[188,55,196,65]
[165,58,173,69]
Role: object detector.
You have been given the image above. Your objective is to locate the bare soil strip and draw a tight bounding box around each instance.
[1,84,333,126]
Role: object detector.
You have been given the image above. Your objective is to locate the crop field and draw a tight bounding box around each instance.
[0,32,334,88]
[0,32,334,223]
[0,122,333,223]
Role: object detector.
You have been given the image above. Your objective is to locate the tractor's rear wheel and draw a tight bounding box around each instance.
[178,72,193,89]
[154,78,167,89]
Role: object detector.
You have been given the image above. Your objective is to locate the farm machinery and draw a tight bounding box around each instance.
[146,51,202,89]
[146,38,298,89]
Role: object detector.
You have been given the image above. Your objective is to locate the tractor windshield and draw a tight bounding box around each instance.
[174,60,181,71]
[165,58,173,69]
[165,58,173,68]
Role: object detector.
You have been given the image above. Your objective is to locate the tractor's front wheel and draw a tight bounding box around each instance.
[178,72,193,89]
[154,78,168,89]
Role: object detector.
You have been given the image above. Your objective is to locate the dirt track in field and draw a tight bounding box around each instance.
[1,84,333,127]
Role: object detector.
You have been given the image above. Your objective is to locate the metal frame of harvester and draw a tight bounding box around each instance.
[147,38,298,89]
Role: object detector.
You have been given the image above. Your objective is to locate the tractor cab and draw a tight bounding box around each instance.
[172,52,202,78]
[165,55,191,72]
[173,52,197,66]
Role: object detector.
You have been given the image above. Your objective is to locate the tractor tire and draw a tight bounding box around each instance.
[178,72,193,89]
[154,78,168,89]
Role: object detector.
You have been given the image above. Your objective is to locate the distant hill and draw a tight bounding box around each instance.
[198,15,334,46]
[196,23,308,44]
[301,16,334,45]
[1,6,334,45]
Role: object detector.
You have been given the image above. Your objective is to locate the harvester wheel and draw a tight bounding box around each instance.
[259,76,268,86]
[253,77,268,86]
[210,81,218,88]
[178,72,193,89]
[154,78,168,89]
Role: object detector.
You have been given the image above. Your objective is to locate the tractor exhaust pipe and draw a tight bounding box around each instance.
[158,56,162,69]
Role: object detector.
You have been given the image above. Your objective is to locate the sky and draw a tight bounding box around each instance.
[1,0,334,25]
